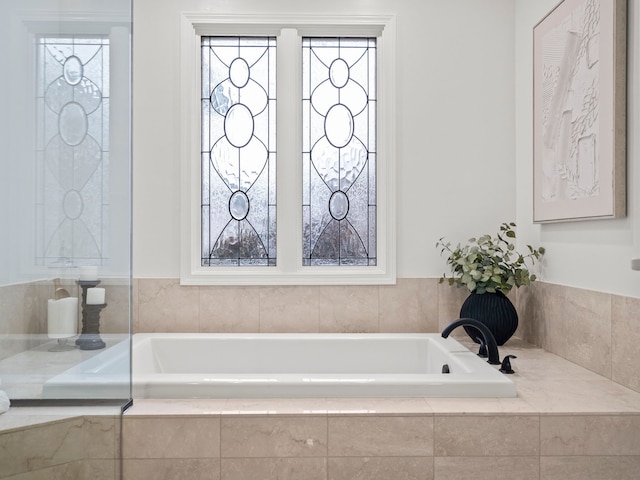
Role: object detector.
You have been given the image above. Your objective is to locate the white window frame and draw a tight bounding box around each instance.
[180,13,396,285]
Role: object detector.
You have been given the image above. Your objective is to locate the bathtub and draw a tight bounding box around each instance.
[132,333,516,398]
[42,336,131,399]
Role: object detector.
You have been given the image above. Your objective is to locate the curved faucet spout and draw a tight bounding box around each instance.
[441,318,501,365]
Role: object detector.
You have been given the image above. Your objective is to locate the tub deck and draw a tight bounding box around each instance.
[124,337,640,415]
[3,339,640,480]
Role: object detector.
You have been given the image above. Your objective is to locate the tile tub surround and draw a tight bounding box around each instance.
[134,278,640,394]
[2,342,640,480]
[121,340,640,480]
[0,407,122,480]
[133,278,473,335]
[0,281,51,361]
[516,282,640,395]
[0,278,130,365]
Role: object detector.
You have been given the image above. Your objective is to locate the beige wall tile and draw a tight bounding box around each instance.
[123,458,220,480]
[540,456,640,480]
[563,287,612,378]
[437,282,469,332]
[0,285,20,361]
[222,458,326,480]
[329,456,433,480]
[137,278,199,333]
[328,416,433,456]
[221,416,327,457]
[318,285,379,333]
[123,416,220,459]
[0,282,51,359]
[199,286,260,332]
[434,415,539,456]
[259,286,320,332]
[536,282,568,357]
[83,416,118,460]
[515,282,542,345]
[25,282,50,340]
[0,418,85,477]
[84,459,118,480]
[98,282,131,335]
[380,278,438,333]
[0,284,26,336]
[612,295,640,393]
[541,415,640,456]
[434,456,539,480]
[5,461,84,480]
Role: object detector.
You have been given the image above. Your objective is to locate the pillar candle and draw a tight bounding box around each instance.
[86,287,106,305]
[48,297,78,338]
[79,266,98,281]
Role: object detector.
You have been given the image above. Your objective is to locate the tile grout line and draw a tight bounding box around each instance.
[325,414,329,480]
[537,412,545,468]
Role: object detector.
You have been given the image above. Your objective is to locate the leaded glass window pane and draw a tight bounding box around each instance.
[302,38,376,266]
[36,36,109,267]
[201,37,276,266]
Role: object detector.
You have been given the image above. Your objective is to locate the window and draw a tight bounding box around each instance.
[36,35,110,267]
[181,14,396,285]
[303,37,377,266]
[201,37,276,266]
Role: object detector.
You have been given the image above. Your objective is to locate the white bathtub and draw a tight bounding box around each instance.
[42,336,131,399]
[132,333,516,398]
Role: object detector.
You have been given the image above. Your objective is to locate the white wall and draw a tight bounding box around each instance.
[133,0,517,279]
[515,0,640,298]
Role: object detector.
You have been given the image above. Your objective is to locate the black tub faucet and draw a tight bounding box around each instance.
[441,318,501,365]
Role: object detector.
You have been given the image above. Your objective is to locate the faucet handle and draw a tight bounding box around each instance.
[475,337,487,358]
[499,355,517,374]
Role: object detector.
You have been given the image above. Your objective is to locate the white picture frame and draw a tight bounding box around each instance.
[533,0,626,223]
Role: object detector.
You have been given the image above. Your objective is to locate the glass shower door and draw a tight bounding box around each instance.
[0,0,132,406]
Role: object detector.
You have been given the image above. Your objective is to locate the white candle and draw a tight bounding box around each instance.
[79,266,98,281]
[86,287,106,305]
[48,297,78,338]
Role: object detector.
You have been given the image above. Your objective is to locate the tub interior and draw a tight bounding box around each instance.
[141,335,469,375]
[44,333,517,399]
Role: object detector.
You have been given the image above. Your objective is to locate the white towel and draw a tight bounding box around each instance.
[0,390,9,414]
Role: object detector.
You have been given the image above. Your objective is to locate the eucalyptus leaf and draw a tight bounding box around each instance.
[435,222,545,295]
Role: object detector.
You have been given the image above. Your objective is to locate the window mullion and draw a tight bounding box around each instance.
[276,28,302,274]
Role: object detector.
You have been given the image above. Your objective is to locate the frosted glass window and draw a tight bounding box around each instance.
[302,38,376,266]
[201,37,276,266]
[36,36,109,267]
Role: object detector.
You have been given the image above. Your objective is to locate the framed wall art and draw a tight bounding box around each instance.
[533,0,626,223]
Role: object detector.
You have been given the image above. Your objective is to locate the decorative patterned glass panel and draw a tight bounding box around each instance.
[36,36,109,267]
[302,38,376,266]
[202,37,276,266]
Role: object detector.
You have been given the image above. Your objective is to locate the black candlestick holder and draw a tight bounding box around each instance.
[76,280,106,350]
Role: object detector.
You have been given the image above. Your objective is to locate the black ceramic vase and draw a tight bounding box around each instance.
[459,291,518,346]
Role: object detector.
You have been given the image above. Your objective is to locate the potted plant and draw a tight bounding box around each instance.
[436,222,545,345]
